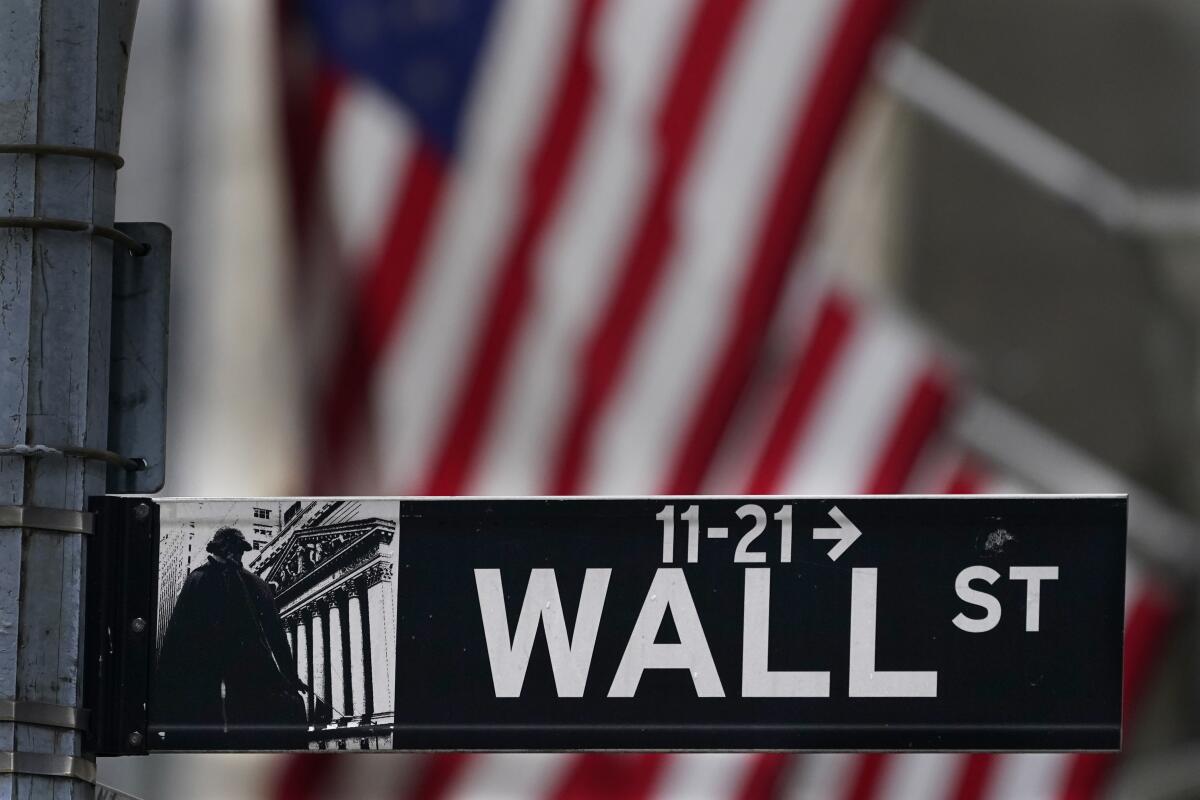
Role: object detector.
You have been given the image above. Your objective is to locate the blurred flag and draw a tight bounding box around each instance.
[272,0,1175,799]
[279,0,901,496]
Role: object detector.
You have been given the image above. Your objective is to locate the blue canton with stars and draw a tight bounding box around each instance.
[302,0,501,155]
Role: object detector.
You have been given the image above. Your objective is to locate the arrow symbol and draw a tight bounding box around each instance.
[813,506,862,561]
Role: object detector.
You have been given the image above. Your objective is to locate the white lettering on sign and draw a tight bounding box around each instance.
[475,568,611,697]
[657,503,801,564]
[952,566,1002,633]
[742,569,830,697]
[813,506,863,562]
[1009,566,1059,632]
[609,568,724,698]
[733,504,768,563]
[951,565,1060,633]
[849,568,938,697]
[474,507,1065,701]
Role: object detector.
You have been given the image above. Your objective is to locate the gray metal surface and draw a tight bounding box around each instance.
[0,701,89,732]
[0,507,93,536]
[0,0,138,797]
[108,222,171,493]
[0,753,96,785]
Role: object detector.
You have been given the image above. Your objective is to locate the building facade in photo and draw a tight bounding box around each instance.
[252,500,398,750]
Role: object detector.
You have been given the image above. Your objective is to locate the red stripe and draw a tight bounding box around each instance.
[314,142,449,489]
[550,0,754,494]
[549,754,668,800]
[746,293,856,494]
[270,752,335,800]
[1057,586,1174,798]
[405,753,472,800]
[664,0,906,493]
[844,754,889,800]
[949,755,997,800]
[863,366,953,494]
[280,63,344,263]
[735,753,791,800]
[421,0,605,495]
[275,0,345,251]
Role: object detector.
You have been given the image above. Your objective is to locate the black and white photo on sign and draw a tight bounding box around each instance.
[152,499,399,751]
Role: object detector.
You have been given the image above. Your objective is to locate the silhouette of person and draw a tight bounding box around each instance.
[154,526,308,749]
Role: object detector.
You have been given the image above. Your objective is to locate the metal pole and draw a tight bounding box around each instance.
[0,1,137,798]
[877,40,1200,240]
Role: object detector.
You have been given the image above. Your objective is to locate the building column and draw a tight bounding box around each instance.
[285,619,296,666]
[290,618,300,670]
[358,579,375,717]
[299,610,313,720]
[312,601,328,723]
[338,593,353,717]
[346,583,368,719]
[366,568,394,716]
[327,594,345,720]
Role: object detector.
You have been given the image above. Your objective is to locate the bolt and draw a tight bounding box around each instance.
[133,502,150,522]
[127,730,144,748]
[130,617,147,635]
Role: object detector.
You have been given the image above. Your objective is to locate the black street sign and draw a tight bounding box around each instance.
[87,495,1126,754]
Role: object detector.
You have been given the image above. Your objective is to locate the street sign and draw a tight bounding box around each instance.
[87,495,1125,754]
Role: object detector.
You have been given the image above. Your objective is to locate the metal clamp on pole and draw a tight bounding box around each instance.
[0,505,93,535]
[0,217,149,256]
[0,443,146,473]
[0,752,96,784]
[0,699,89,731]
[0,142,125,169]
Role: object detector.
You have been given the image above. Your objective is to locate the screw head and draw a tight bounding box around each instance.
[133,502,151,522]
[130,617,147,634]
[127,730,144,747]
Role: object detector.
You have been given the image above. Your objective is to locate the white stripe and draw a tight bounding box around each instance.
[982,753,1069,800]
[325,81,416,272]
[371,0,575,492]
[780,754,857,800]
[587,0,843,494]
[651,753,758,800]
[981,475,1031,495]
[878,754,963,800]
[444,754,573,800]
[780,307,928,493]
[471,0,699,495]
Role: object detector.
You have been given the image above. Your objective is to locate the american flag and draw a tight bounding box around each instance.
[271,0,1175,798]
